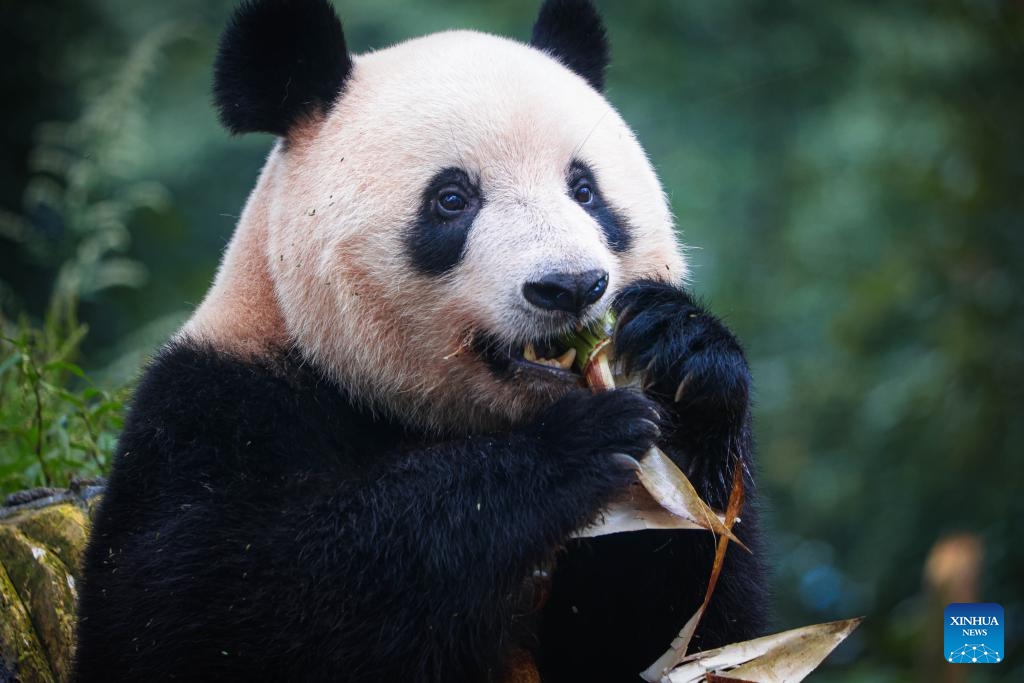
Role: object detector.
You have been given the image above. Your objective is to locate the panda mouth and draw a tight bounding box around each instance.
[475,335,582,384]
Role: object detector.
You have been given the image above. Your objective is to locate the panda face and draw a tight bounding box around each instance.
[195,16,685,433]
[259,30,686,432]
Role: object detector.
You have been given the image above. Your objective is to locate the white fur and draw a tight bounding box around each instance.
[184,30,686,432]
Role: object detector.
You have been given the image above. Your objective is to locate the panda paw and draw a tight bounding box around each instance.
[612,280,751,435]
[533,389,663,464]
[524,390,662,529]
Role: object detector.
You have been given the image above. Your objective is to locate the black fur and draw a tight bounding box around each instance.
[75,282,769,681]
[530,0,610,91]
[74,342,663,681]
[613,280,754,505]
[213,0,352,136]
[406,168,483,276]
[568,160,631,253]
[536,282,770,679]
[539,281,769,680]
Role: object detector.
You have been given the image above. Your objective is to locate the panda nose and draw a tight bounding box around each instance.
[522,269,609,315]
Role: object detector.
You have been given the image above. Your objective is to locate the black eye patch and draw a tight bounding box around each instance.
[567,160,631,253]
[405,168,482,276]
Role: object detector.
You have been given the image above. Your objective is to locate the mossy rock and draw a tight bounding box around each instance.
[0,483,103,683]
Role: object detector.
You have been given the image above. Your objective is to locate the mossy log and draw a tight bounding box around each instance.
[0,482,103,683]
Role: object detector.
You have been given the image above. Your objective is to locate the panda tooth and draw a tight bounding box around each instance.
[554,347,577,369]
[523,343,537,361]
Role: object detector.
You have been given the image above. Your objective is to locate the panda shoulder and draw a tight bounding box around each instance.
[117,342,386,475]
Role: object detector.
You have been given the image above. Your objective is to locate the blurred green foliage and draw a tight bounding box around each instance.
[1,1,1021,680]
[0,312,126,492]
[0,24,182,493]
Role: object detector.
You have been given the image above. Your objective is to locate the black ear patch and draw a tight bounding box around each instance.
[530,0,609,91]
[213,0,352,136]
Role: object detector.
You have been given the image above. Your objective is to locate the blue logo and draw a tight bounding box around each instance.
[945,603,1003,664]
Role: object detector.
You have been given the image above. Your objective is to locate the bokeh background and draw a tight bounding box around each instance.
[1,1,1021,680]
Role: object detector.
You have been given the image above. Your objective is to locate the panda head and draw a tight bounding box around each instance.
[190,0,686,433]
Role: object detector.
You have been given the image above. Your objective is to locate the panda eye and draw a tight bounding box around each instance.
[573,182,595,206]
[436,190,468,217]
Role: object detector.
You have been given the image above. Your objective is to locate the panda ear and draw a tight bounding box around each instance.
[529,0,609,91]
[213,0,353,136]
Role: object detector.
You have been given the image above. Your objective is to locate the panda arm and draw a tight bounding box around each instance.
[75,343,660,682]
[539,282,769,680]
[614,280,769,634]
[612,279,755,507]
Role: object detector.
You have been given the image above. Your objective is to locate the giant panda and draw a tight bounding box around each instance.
[74,0,768,681]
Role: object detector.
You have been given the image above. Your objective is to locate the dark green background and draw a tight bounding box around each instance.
[2,1,1021,680]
